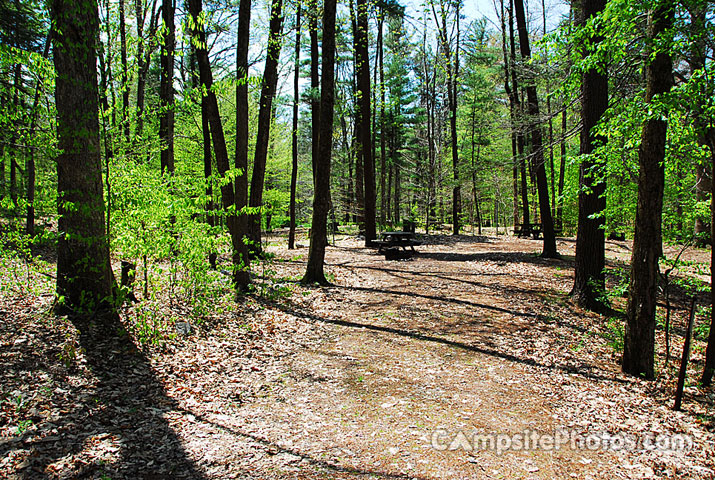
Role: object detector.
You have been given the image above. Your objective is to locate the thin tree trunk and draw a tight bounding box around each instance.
[557,107,567,225]
[159,0,175,174]
[10,63,21,208]
[514,0,557,257]
[356,0,376,244]
[135,0,158,140]
[188,0,246,292]
[378,14,387,228]
[623,2,675,379]
[303,0,336,284]
[702,130,715,385]
[309,0,320,185]
[508,0,529,226]
[232,0,251,286]
[26,35,52,236]
[289,1,301,250]
[119,0,130,142]
[248,0,284,253]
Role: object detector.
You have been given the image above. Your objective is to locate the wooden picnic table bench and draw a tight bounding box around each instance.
[373,231,423,255]
[514,222,563,239]
[514,222,542,239]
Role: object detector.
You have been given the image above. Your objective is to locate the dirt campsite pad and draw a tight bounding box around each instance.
[2,233,714,479]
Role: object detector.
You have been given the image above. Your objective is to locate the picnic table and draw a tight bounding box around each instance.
[514,222,563,239]
[514,222,542,239]
[372,231,422,255]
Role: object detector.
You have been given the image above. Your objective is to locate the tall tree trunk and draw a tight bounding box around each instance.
[119,0,130,142]
[702,130,715,385]
[508,0,529,226]
[232,0,251,287]
[623,2,674,379]
[356,0,376,245]
[159,0,175,174]
[51,0,117,324]
[135,0,158,140]
[289,1,301,250]
[432,1,460,235]
[10,64,21,208]
[573,0,608,311]
[303,0,336,284]
[378,15,386,228]
[513,0,557,257]
[187,0,246,292]
[26,35,52,236]
[310,0,320,185]
[499,0,519,227]
[248,0,284,253]
[557,107,567,225]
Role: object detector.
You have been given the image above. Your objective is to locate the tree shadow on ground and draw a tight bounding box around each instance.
[266,297,629,385]
[418,234,492,246]
[416,250,568,265]
[0,315,204,479]
[173,407,430,480]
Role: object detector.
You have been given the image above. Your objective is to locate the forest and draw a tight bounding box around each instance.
[1,0,715,477]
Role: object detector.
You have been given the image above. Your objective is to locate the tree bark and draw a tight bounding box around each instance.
[513,0,557,257]
[51,0,117,323]
[159,0,174,174]
[303,0,336,284]
[623,2,674,379]
[134,0,158,140]
[356,0,376,244]
[26,34,52,236]
[119,0,130,142]
[289,0,301,250]
[432,0,460,235]
[233,0,251,287]
[309,0,320,185]
[248,0,284,253]
[187,0,247,292]
[508,0,529,226]
[573,0,608,311]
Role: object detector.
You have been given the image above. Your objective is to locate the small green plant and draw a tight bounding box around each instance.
[604,316,625,354]
[16,419,33,435]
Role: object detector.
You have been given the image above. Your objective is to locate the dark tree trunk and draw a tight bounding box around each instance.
[233,0,251,287]
[508,1,529,226]
[119,0,129,142]
[309,0,320,185]
[378,15,386,228]
[573,0,608,311]
[432,1,460,235]
[356,0,376,245]
[623,2,674,379]
[557,107,567,225]
[10,63,21,209]
[289,1,301,250]
[689,5,711,246]
[303,0,336,284]
[500,0,518,227]
[26,35,52,236]
[702,130,715,385]
[201,96,217,269]
[188,0,247,291]
[513,0,557,257]
[51,0,117,323]
[248,0,284,253]
[134,0,158,140]
[159,0,175,174]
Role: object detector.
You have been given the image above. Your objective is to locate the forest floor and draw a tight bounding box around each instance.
[2,230,715,479]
